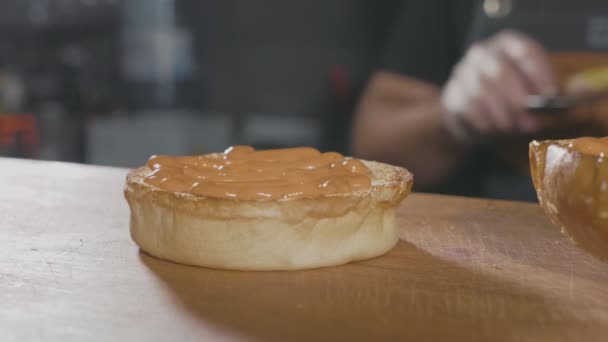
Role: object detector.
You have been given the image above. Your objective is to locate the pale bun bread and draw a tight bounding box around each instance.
[124,159,413,270]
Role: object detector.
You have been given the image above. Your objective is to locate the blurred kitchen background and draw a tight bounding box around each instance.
[0,0,399,167]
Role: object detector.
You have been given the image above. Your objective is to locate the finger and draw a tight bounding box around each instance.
[453,51,496,135]
[466,46,518,133]
[442,68,491,139]
[482,47,541,132]
[492,30,558,95]
[477,74,516,133]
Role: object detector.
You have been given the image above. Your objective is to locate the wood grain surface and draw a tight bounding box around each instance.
[1,157,608,341]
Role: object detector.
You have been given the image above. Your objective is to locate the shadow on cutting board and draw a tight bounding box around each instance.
[138,239,585,342]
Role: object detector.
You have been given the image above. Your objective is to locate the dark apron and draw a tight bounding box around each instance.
[465,0,608,200]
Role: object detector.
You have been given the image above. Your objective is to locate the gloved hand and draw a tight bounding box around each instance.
[441,30,558,143]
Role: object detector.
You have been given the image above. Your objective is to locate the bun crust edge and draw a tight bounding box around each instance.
[124,160,413,270]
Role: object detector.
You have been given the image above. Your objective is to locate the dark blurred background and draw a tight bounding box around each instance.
[0,0,399,167]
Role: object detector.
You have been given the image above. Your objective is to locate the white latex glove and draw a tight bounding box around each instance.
[441,30,558,143]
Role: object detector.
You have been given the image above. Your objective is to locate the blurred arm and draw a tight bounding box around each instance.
[353,31,558,189]
[352,71,467,188]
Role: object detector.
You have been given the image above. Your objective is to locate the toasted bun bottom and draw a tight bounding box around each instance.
[128,195,399,270]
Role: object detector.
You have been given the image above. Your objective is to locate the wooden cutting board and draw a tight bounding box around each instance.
[1,158,608,341]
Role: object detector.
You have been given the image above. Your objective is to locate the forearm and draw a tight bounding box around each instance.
[352,79,468,188]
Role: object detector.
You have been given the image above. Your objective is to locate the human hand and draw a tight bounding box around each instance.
[441,30,558,143]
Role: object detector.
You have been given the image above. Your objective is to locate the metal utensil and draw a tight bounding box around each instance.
[527,90,608,114]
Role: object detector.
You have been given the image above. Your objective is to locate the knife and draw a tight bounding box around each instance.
[527,90,608,114]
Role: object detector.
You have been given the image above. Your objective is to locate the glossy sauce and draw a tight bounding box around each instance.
[571,137,608,156]
[143,146,372,200]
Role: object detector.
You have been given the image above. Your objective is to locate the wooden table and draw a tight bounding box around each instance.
[2,158,608,341]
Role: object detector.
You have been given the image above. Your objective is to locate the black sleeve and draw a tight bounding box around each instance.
[381,0,475,86]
